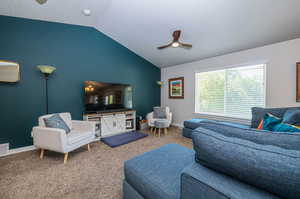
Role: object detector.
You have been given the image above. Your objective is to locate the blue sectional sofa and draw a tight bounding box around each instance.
[123,107,300,199]
[182,118,249,138]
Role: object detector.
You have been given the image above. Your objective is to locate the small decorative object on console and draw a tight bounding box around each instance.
[139,120,148,130]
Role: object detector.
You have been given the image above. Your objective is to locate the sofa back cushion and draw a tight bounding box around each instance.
[192,129,300,199]
[39,112,72,130]
[251,107,300,128]
[193,121,300,150]
[283,109,300,126]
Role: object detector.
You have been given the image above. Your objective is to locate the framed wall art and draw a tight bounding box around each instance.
[169,77,184,99]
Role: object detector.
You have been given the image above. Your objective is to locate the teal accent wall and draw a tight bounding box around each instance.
[0,15,160,149]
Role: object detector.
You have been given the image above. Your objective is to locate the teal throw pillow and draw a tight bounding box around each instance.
[43,114,71,133]
[263,113,300,133]
[262,113,281,131]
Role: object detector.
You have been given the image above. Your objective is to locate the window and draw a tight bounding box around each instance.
[195,64,265,119]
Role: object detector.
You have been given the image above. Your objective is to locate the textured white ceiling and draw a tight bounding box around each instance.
[1,0,300,67]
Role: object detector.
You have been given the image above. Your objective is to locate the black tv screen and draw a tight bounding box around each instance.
[84,81,133,112]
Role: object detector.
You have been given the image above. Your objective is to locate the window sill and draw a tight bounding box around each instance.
[193,112,251,125]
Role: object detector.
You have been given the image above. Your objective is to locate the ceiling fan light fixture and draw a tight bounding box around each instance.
[36,0,47,5]
[157,30,192,50]
[82,9,91,16]
[172,42,180,48]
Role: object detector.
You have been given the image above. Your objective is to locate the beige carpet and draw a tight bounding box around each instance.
[0,127,192,199]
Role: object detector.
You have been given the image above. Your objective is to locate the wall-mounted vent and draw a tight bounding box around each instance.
[0,143,9,156]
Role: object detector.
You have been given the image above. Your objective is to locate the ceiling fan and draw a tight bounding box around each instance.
[157,30,192,50]
[36,0,47,5]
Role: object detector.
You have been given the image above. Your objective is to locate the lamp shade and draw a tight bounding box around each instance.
[157,81,163,86]
[37,65,56,75]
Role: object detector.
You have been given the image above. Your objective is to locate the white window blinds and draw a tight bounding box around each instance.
[195,64,265,119]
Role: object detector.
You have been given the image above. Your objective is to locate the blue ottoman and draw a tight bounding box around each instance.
[123,144,195,199]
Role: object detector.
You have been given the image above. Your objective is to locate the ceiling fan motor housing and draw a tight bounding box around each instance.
[157,30,192,49]
[36,0,47,5]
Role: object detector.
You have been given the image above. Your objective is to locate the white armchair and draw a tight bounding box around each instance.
[32,112,96,164]
[146,107,172,128]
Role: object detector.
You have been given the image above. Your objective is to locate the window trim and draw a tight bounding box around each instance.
[194,63,267,119]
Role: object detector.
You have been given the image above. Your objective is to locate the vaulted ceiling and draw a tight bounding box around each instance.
[1,0,300,67]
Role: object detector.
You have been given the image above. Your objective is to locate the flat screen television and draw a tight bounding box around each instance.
[84,81,133,113]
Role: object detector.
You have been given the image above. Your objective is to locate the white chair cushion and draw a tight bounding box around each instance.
[149,118,166,126]
[154,119,169,128]
[67,130,93,145]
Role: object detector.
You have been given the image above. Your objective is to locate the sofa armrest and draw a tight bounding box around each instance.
[146,112,154,126]
[72,120,96,133]
[32,126,67,153]
[167,112,172,125]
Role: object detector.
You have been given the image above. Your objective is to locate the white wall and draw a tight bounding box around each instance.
[161,38,300,126]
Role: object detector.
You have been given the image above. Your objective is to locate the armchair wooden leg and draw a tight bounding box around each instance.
[164,128,168,135]
[40,149,44,160]
[158,128,161,137]
[64,153,69,164]
[87,144,91,152]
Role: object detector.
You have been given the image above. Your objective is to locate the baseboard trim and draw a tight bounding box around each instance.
[0,145,37,157]
[1,125,182,157]
[172,123,184,128]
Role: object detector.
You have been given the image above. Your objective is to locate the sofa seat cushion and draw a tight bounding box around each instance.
[192,129,300,199]
[124,143,194,199]
[67,130,93,145]
[181,163,280,199]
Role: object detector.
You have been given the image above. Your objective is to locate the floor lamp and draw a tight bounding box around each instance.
[37,65,56,114]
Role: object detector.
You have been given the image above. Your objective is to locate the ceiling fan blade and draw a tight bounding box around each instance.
[180,43,193,48]
[157,43,172,49]
[172,30,181,41]
[36,0,47,4]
